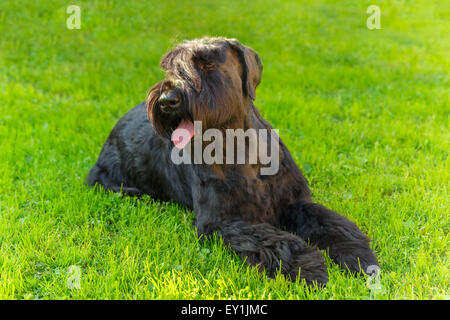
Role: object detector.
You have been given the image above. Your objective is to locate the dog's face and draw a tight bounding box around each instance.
[147,37,263,148]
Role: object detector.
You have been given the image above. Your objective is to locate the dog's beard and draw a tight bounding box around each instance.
[147,76,248,150]
[152,105,194,146]
[147,82,194,144]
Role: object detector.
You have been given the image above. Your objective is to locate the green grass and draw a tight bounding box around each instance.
[0,0,448,299]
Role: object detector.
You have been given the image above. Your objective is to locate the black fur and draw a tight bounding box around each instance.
[87,37,378,286]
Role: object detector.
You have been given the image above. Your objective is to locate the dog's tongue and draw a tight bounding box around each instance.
[171,120,194,149]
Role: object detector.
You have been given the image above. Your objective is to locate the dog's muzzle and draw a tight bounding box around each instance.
[159,89,182,113]
[157,88,195,150]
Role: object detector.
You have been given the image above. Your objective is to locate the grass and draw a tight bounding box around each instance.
[0,0,448,299]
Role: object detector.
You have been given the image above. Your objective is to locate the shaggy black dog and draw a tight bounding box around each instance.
[87,37,378,286]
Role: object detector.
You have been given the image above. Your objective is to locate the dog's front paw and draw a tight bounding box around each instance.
[291,247,329,287]
[330,242,379,275]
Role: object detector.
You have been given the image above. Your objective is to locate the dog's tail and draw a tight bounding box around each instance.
[213,219,328,286]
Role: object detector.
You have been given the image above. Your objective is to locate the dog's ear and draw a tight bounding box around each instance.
[228,39,263,100]
[146,82,161,120]
[146,82,169,138]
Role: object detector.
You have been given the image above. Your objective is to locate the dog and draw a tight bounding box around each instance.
[87,37,378,286]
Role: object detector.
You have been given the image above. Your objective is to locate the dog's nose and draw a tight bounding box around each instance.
[159,90,181,112]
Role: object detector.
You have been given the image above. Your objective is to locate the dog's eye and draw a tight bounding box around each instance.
[201,62,216,70]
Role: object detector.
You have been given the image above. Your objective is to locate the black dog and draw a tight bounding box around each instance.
[87,37,378,285]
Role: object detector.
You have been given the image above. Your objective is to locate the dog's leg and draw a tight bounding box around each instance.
[198,219,328,286]
[285,202,379,275]
[87,163,144,197]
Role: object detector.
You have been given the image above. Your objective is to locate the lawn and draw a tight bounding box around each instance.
[0,0,448,299]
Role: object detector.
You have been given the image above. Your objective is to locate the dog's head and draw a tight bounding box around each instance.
[147,37,263,148]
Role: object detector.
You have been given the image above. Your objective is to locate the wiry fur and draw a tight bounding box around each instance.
[87,37,378,286]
